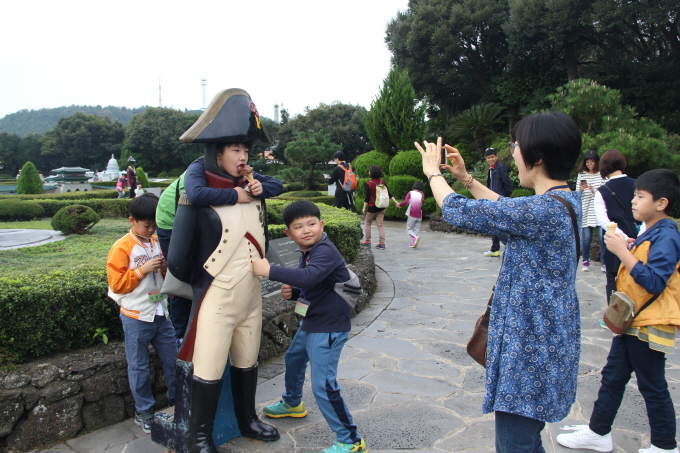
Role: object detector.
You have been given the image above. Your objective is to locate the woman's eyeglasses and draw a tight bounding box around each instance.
[508,142,519,153]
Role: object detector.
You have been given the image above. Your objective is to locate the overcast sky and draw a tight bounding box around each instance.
[0,0,409,122]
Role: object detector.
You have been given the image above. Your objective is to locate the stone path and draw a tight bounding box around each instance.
[35,220,680,453]
[0,229,65,250]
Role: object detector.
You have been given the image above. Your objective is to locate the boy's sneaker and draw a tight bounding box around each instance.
[639,445,680,453]
[412,236,420,248]
[322,439,368,453]
[375,244,385,250]
[582,260,590,272]
[360,241,371,246]
[134,411,153,434]
[483,250,500,257]
[556,425,612,452]
[263,400,307,418]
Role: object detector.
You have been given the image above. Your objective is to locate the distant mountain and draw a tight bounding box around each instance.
[0,105,151,136]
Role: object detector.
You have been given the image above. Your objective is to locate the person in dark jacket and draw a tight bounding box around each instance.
[323,151,355,210]
[484,147,513,257]
[252,200,368,453]
[595,149,640,303]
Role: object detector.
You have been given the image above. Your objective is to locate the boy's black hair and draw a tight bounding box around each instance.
[484,147,498,157]
[635,169,680,214]
[511,111,581,181]
[412,180,425,191]
[129,193,160,221]
[333,151,346,161]
[282,200,321,228]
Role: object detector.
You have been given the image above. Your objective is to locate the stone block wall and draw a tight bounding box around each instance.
[0,247,375,452]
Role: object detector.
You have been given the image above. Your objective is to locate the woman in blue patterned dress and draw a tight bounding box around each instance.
[416,111,582,453]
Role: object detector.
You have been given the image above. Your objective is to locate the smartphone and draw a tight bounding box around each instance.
[441,148,447,165]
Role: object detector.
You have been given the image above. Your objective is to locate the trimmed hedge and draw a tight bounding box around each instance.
[35,199,131,218]
[388,150,424,180]
[0,200,45,221]
[266,199,362,262]
[0,268,123,366]
[0,190,120,201]
[51,205,100,235]
[96,180,173,188]
[352,151,392,178]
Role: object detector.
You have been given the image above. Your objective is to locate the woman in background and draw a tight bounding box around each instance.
[576,150,605,272]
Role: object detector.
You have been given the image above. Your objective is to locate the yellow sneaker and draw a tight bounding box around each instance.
[263,400,307,418]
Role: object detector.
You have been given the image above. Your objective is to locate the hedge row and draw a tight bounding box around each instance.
[0,190,120,201]
[0,268,123,366]
[95,180,173,188]
[0,201,361,366]
[0,198,131,221]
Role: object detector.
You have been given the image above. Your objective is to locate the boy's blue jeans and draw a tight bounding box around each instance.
[589,334,677,449]
[120,313,177,414]
[495,411,546,453]
[282,326,360,444]
[582,226,604,263]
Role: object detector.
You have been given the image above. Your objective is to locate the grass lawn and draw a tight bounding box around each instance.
[0,218,130,276]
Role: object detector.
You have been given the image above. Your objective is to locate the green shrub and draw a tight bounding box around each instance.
[0,268,123,366]
[266,200,361,262]
[51,205,101,234]
[352,151,391,178]
[33,198,130,218]
[0,200,45,221]
[511,189,534,198]
[286,182,304,192]
[96,180,172,188]
[388,150,425,180]
[136,167,150,188]
[423,197,438,216]
[1,190,120,201]
[296,190,323,198]
[16,161,43,194]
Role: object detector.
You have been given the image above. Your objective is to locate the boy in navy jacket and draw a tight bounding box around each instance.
[252,200,367,453]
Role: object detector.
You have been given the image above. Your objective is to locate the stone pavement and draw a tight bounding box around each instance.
[0,229,65,250]
[35,220,680,453]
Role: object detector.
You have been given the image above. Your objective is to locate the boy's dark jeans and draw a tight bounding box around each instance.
[157,227,192,340]
[590,334,677,449]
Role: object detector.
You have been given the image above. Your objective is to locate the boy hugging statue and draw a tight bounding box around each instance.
[151,89,284,453]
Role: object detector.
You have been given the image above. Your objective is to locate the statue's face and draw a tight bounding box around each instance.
[216,143,250,178]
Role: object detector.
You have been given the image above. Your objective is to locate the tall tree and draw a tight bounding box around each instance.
[0,133,21,176]
[278,103,371,163]
[365,67,427,155]
[16,161,43,194]
[124,108,202,175]
[284,130,341,190]
[386,0,510,114]
[40,113,124,170]
[448,103,504,158]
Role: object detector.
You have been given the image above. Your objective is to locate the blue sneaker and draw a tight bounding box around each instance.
[322,439,368,453]
[375,244,385,250]
[263,400,307,418]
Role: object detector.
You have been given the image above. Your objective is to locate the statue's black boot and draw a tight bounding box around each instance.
[189,376,223,453]
[230,363,280,442]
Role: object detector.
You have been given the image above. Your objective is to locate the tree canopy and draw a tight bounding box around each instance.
[386,0,680,133]
[277,103,371,164]
[284,130,341,190]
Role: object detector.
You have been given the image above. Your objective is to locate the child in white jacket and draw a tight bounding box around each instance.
[397,181,426,248]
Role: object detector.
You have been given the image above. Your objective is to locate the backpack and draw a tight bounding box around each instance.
[320,266,363,310]
[371,180,390,208]
[341,164,357,192]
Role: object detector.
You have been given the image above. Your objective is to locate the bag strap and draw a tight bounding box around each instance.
[635,293,661,318]
[549,195,581,263]
[602,183,638,225]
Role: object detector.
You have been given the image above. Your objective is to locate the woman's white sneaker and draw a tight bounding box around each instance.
[639,445,679,453]
[556,425,613,452]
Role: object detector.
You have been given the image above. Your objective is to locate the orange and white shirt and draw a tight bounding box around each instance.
[106,230,168,322]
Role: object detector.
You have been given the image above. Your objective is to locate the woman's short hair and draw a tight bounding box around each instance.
[599,149,627,178]
[511,111,581,181]
[369,165,382,179]
[577,150,599,174]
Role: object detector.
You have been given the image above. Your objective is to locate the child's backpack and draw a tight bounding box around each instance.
[320,266,363,310]
[373,180,390,209]
[341,164,357,192]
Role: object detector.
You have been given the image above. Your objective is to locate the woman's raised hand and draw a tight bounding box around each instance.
[415,138,468,181]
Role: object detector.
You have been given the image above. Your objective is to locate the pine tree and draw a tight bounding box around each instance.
[16,161,43,194]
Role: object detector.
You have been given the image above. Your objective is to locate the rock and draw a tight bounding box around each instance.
[81,368,127,402]
[0,390,24,437]
[81,394,125,431]
[3,373,29,390]
[28,364,63,388]
[40,381,81,405]
[6,395,83,451]
[64,360,97,381]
